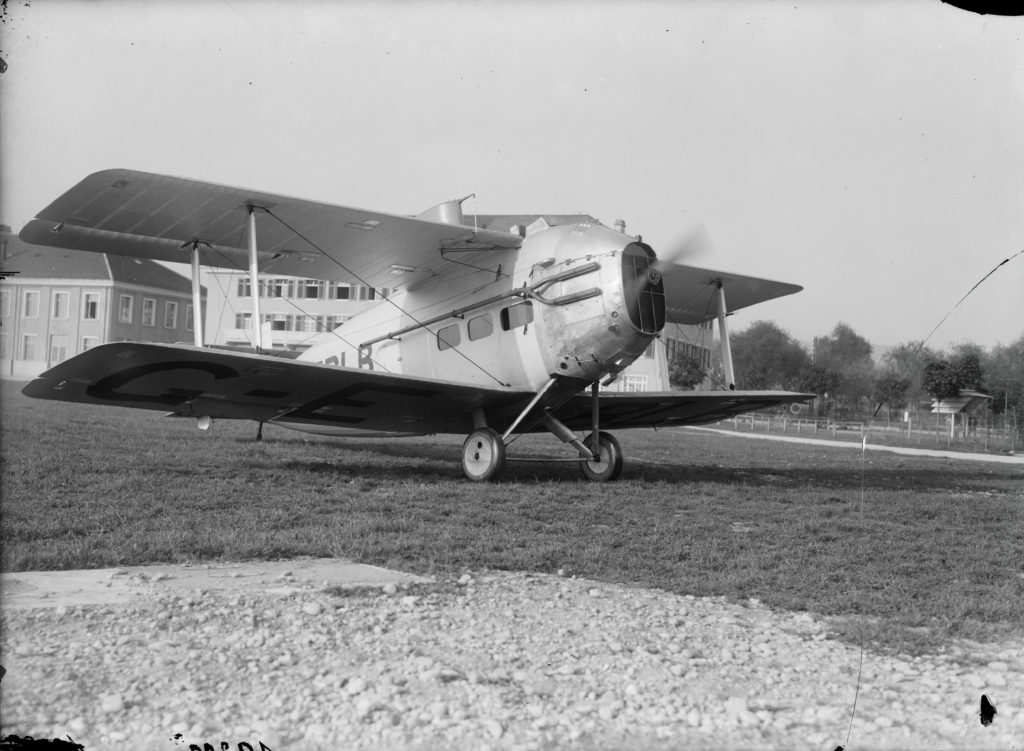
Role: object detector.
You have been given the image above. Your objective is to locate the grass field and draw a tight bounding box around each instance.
[2,380,1022,655]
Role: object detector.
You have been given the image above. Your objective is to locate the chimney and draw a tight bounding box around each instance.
[614,219,626,234]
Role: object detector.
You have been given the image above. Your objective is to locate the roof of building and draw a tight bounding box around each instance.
[931,390,992,414]
[1,232,199,294]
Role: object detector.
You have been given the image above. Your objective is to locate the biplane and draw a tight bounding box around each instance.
[18,169,811,481]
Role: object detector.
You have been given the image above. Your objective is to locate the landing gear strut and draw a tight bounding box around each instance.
[462,378,624,482]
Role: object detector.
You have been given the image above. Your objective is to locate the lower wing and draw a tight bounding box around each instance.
[22,342,531,435]
[552,390,813,431]
[23,342,810,436]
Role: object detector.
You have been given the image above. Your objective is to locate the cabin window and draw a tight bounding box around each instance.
[164,301,178,329]
[500,302,533,331]
[82,336,98,352]
[185,305,194,332]
[468,314,494,341]
[437,323,461,351]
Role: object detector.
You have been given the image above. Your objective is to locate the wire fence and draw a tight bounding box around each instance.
[720,411,1020,454]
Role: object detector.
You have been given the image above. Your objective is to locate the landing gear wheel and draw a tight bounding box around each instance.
[579,431,623,482]
[462,428,506,482]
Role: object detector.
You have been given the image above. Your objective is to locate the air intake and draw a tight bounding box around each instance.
[621,242,665,334]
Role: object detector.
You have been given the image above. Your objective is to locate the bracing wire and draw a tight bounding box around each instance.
[206,222,250,347]
[205,243,393,372]
[197,214,393,369]
[840,422,873,751]
[658,290,729,390]
[835,249,1024,747]
[921,248,1024,347]
[262,208,511,387]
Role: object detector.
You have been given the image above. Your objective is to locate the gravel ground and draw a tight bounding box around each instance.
[1,570,1021,750]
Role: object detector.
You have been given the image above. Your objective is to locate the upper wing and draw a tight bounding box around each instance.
[552,390,813,430]
[660,262,802,324]
[18,169,522,288]
[22,342,532,435]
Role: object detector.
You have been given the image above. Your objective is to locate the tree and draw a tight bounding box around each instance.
[874,371,911,409]
[730,321,810,390]
[797,363,837,397]
[922,359,963,401]
[668,349,707,389]
[922,352,987,401]
[812,322,875,415]
[979,335,1023,416]
[951,351,984,391]
[882,341,941,409]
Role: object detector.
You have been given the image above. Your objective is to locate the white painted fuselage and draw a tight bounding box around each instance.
[297,222,662,401]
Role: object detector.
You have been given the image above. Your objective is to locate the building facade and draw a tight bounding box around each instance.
[0,230,204,379]
[609,320,715,392]
[202,271,387,350]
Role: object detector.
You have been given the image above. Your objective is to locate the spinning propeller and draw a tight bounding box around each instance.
[652,224,715,271]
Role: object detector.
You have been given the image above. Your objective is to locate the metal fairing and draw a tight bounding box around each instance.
[521,224,657,386]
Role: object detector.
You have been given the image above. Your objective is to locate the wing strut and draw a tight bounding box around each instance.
[189,242,204,347]
[247,205,264,353]
[715,281,736,389]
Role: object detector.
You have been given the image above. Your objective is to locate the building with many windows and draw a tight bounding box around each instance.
[202,270,387,350]
[0,228,204,379]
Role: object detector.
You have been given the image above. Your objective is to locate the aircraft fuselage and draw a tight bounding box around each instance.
[298,222,665,397]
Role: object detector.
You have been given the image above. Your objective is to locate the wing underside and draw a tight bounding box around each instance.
[555,390,811,431]
[18,169,521,288]
[22,342,532,436]
[660,263,803,324]
[23,343,811,437]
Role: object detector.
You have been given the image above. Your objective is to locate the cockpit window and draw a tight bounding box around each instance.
[500,302,534,331]
[437,323,461,351]
[468,314,494,341]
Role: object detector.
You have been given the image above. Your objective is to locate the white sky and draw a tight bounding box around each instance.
[2,0,1022,353]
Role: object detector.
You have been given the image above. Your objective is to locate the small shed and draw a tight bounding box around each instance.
[931,389,992,438]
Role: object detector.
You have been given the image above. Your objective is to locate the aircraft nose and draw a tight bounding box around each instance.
[621,241,665,334]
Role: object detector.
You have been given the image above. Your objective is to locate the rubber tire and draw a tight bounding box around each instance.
[579,431,624,482]
[461,428,506,482]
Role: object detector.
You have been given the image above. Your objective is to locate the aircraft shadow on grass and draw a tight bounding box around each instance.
[263,438,1011,493]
